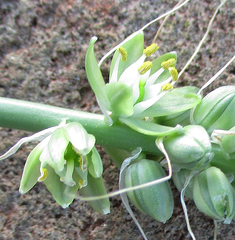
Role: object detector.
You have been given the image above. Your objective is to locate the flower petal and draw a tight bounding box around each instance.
[19,137,50,194]
[120,118,182,137]
[44,165,80,208]
[40,128,69,172]
[105,82,133,119]
[64,122,95,156]
[109,32,144,81]
[87,147,103,178]
[85,36,110,113]
[135,86,201,118]
[79,173,110,215]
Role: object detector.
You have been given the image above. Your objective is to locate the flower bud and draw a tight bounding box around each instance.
[193,167,235,223]
[163,125,213,170]
[124,159,174,223]
[192,86,235,134]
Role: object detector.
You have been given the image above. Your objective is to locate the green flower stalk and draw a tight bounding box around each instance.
[193,167,235,224]
[0,121,110,213]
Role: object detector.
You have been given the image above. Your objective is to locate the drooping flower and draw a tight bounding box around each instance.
[0,121,110,213]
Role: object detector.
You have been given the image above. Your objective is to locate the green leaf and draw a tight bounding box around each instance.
[120,117,183,136]
[105,82,133,119]
[137,86,201,118]
[110,32,144,81]
[44,165,80,208]
[85,37,110,111]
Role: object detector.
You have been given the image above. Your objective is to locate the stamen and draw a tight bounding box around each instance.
[143,43,159,57]
[161,83,173,91]
[161,58,176,70]
[169,67,178,81]
[80,155,87,172]
[78,155,82,167]
[138,61,152,75]
[38,168,48,182]
[60,158,76,187]
[118,47,127,61]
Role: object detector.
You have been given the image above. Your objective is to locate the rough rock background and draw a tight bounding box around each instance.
[0,0,235,239]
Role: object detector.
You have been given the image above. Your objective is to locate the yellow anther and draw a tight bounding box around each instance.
[138,61,152,75]
[169,67,178,81]
[161,83,173,91]
[79,179,86,188]
[143,43,159,57]
[118,47,127,61]
[161,58,176,70]
[38,168,48,182]
[78,155,82,167]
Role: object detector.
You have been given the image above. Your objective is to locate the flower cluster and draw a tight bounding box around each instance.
[86,32,201,133]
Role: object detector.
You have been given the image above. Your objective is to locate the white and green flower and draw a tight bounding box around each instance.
[85,31,201,136]
[0,121,110,212]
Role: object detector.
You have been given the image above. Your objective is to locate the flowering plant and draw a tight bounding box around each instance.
[0,0,235,239]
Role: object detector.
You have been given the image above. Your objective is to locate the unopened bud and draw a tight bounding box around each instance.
[125,159,174,223]
[193,167,235,223]
[192,86,235,134]
[163,125,213,170]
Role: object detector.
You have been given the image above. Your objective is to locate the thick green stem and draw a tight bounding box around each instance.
[0,97,161,155]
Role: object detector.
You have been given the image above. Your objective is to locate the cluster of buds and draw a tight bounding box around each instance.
[160,85,235,235]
